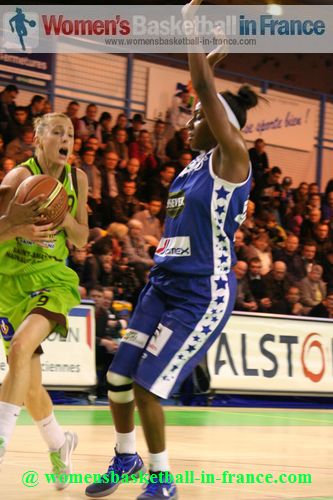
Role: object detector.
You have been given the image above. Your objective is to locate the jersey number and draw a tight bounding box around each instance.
[36,295,49,306]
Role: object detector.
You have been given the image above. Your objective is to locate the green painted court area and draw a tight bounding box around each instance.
[16,408,333,427]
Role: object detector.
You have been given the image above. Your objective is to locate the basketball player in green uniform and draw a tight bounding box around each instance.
[0,113,89,489]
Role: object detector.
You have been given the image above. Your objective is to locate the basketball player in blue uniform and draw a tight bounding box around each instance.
[86,4,258,499]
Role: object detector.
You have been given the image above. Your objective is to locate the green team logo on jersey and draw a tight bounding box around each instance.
[166,190,186,218]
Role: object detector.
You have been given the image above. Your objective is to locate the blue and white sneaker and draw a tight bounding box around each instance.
[85,448,145,498]
[137,476,178,500]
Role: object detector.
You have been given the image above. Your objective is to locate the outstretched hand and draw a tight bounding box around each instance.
[181,0,203,21]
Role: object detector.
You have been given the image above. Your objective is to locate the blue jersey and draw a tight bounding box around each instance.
[154,150,251,276]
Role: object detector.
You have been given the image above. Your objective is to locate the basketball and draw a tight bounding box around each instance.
[15,174,68,227]
[28,20,36,27]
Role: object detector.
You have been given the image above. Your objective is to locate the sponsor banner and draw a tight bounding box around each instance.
[207,312,333,394]
[0,305,96,388]
[0,6,333,53]
[0,53,53,90]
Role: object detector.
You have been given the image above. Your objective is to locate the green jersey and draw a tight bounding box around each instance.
[0,158,79,276]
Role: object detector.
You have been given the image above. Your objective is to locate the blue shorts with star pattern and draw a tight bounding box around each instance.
[109,266,236,399]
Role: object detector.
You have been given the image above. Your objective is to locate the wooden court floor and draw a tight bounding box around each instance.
[0,406,332,500]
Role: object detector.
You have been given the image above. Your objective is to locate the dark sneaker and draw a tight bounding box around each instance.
[85,448,145,498]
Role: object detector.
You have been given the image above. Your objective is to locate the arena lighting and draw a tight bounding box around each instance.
[266,3,284,16]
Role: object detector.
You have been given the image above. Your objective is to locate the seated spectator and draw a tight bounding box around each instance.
[107,128,129,168]
[279,176,294,224]
[77,103,99,141]
[121,219,154,286]
[5,126,34,164]
[264,211,287,245]
[314,223,331,259]
[65,100,80,135]
[252,166,282,212]
[320,247,333,290]
[273,233,303,281]
[84,136,103,166]
[67,246,90,289]
[307,192,322,212]
[0,84,18,137]
[166,128,192,160]
[322,191,333,223]
[132,198,163,247]
[85,236,114,291]
[270,286,306,316]
[146,164,176,214]
[300,207,322,241]
[246,257,271,311]
[127,113,146,144]
[284,202,304,236]
[2,157,15,175]
[96,111,113,149]
[309,291,333,318]
[299,264,327,313]
[129,129,158,176]
[150,119,169,165]
[42,100,52,114]
[111,112,128,137]
[234,260,257,312]
[263,261,292,310]
[234,228,249,262]
[241,199,256,243]
[245,231,273,275]
[112,180,142,224]
[26,94,45,122]
[309,182,320,195]
[248,138,269,182]
[295,240,319,281]
[117,157,144,194]
[69,137,83,168]
[293,182,309,213]
[80,147,102,227]
[174,150,193,176]
[100,151,121,227]
[4,106,29,144]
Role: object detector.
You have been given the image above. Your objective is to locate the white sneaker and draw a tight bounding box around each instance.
[49,431,78,490]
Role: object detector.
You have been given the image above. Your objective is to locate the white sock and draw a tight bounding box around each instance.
[115,429,136,454]
[35,412,66,451]
[149,450,169,472]
[0,401,21,447]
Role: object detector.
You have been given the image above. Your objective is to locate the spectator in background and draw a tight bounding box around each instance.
[263,261,291,310]
[26,94,45,122]
[121,219,154,286]
[129,129,158,175]
[166,128,192,160]
[108,128,129,168]
[300,207,322,242]
[65,100,80,135]
[127,113,146,144]
[167,84,193,132]
[253,165,282,212]
[270,286,306,316]
[42,100,52,114]
[85,236,114,291]
[174,150,193,176]
[147,164,176,209]
[320,247,333,290]
[4,106,29,144]
[100,151,121,227]
[2,157,15,175]
[80,147,102,227]
[307,193,322,212]
[150,119,169,165]
[246,257,271,312]
[77,103,99,141]
[299,264,327,313]
[69,137,83,168]
[284,202,304,237]
[248,138,269,182]
[85,136,103,166]
[132,198,163,247]
[0,84,18,136]
[322,191,333,222]
[293,182,309,213]
[234,228,248,262]
[309,291,333,318]
[314,223,331,259]
[294,240,318,281]
[5,126,34,164]
[272,233,303,281]
[0,135,6,165]
[111,112,128,137]
[96,111,113,149]
[67,246,90,292]
[241,199,256,243]
[245,231,273,275]
[112,180,142,224]
[117,157,143,193]
[234,260,257,312]
[308,182,320,195]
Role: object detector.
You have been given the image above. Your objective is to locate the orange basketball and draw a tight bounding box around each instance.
[16,174,68,227]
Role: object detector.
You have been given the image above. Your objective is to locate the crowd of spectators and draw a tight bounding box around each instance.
[1,84,333,393]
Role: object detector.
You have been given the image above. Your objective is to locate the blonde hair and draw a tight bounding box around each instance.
[106,222,128,240]
[34,113,71,138]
